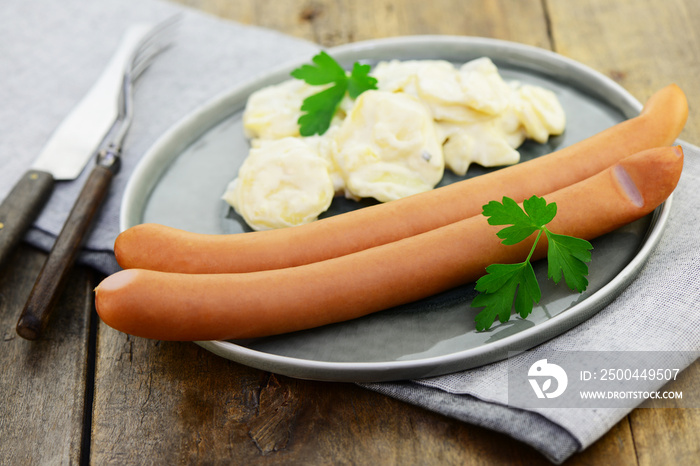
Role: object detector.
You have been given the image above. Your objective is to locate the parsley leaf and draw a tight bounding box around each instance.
[297,84,347,138]
[471,195,593,331]
[545,231,592,292]
[483,196,556,245]
[290,51,346,85]
[291,51,377,136]
[473,261,541,331]
[347,62,377,99]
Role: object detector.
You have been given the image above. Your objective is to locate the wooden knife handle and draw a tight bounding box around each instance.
[16,165,113,340]
[0,170,54,271]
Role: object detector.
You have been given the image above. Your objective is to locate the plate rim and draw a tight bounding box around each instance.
[121,35,672,382]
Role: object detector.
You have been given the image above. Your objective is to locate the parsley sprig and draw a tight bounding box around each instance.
[472,195,593,331]
[291,51,377,136]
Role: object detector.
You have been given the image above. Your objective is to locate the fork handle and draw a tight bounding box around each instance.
[16,165,113,340]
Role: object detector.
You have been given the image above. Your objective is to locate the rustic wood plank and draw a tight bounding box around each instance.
[94,330,641,465]
[171,0,552,48]
[546,0,700,142]
[0,245,93,464]
[629,359,700,465]
[566,419,638,466]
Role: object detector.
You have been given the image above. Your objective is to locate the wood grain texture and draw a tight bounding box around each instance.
[629,359,700,465]
[174,0,552,48]
[0,245,92,464]
[90,327,639,465]
[86,0,698,464]
[546,0,699,142]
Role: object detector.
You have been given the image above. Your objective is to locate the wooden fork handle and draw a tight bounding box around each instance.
[16,165,113,340]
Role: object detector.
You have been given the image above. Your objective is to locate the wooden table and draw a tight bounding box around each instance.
[2,0,698,463]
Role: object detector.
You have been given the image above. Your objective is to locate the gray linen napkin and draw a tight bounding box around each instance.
[2,0,698,463]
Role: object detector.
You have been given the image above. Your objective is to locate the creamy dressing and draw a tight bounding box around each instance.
[223,138,335,230]
[333,90,444,202]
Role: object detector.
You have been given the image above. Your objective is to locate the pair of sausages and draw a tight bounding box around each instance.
[96,85,687,341]
[114,84,687,274]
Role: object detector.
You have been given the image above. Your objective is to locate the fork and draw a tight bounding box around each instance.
[15,17,179,340]
[96,15,180,172]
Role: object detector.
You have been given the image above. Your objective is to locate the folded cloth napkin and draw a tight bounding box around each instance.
[2,0,698,463]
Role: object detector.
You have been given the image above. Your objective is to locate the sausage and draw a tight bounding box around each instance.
[96,145,684,341]
[114,85,688,274]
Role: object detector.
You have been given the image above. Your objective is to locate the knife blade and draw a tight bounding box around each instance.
[0,24,154,271]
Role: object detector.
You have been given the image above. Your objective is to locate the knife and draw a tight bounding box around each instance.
[0,25,154,272]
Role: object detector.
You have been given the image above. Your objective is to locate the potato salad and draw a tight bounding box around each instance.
[224,57,566,230]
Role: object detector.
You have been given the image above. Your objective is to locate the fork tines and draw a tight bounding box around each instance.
[129,13,181,80]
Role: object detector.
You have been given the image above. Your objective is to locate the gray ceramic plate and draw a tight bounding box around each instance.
[121,36,671,382]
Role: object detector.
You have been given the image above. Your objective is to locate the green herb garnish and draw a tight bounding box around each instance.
[291,51,377,136]
[472,195,593,331]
